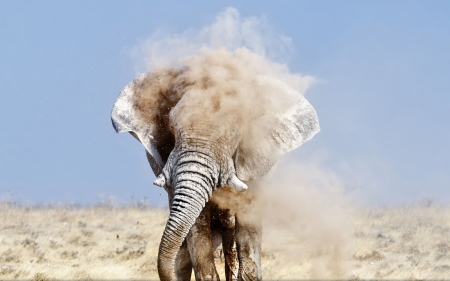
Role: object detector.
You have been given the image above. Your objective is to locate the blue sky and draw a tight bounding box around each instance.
[1,1,449,206]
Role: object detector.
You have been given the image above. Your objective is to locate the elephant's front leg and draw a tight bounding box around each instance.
[235,193,262,281]
[222,220,239,281]
[186,202,220,281]
[174,240,193,281]
[213,207,238,281]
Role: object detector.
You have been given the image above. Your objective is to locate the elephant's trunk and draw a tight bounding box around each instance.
[158,151,218,281]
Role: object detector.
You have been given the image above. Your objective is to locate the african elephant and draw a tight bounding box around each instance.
[111,49,320,281]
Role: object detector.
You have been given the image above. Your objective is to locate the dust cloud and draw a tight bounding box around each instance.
[212,156,354,279]
[133,7,355,279]
[132,7,314,91]
[259,158,355,279]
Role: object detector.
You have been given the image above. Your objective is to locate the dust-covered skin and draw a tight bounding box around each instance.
[153,159,259,281]
[111,48,320,280]
[149,139,240,281]
[183,201,240,281]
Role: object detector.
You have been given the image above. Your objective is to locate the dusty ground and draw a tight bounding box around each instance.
[1,202,450,280]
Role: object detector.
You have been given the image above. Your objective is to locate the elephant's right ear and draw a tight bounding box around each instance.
[111,69,183,176]
[234,76,320,181]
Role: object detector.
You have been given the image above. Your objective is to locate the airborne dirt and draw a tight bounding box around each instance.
[1,202,450,280]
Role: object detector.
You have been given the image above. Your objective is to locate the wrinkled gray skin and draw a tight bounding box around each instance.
[158,180,241,281]
[152,147,240,281]
[111,69,319,281]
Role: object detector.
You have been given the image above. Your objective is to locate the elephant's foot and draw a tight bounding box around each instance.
[239,257,260,281]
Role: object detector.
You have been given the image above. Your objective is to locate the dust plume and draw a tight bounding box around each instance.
[132,7,295,75]
[132,7,355,279]
[211,155,354,279]
[259,158,355,279]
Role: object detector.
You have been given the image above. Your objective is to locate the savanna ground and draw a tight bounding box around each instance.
[1,201,450,280]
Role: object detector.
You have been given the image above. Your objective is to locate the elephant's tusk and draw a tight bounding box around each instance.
[153,174,166,188]
[228,174,248,192]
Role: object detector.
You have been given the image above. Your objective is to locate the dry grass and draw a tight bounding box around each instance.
[350,206,450,280]
[1,202,450,280]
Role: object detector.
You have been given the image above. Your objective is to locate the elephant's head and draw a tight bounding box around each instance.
[111,50,319,280]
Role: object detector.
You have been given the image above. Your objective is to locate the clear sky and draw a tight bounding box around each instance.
[1,1,449,206]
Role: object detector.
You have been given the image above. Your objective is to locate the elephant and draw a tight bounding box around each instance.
[111,49,320,281]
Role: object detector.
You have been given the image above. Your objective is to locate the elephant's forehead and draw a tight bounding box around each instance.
[171,96,248,130]
[177,126,241,146]
[174,78,297,119]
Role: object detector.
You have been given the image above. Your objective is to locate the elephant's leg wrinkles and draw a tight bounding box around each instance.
[222,227,238,281]
[235,191,262,281]
[174,240,193,281]
[211,204,239,281]
[236,219,262,281]
[186,202,219,281]
[219,215,239,281]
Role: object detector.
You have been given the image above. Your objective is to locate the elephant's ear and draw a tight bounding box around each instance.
[234,76,320,181]
[111,69,183,176]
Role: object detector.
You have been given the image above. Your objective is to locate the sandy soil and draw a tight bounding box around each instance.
[1,203,450,280]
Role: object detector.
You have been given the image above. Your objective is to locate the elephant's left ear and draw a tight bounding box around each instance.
[111,69,183,176]
[234,76,320,181]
